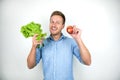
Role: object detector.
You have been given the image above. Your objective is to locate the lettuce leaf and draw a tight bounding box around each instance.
[20,22,47,40]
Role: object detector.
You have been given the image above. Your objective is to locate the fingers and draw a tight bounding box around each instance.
[72,25,81,34]
[33,34,38,40]
[32,34,44,46]
[35,39,43,44]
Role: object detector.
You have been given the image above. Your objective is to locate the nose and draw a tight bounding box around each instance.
[51,22,56,27]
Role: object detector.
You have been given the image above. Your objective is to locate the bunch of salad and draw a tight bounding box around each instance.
[20,22,47,40]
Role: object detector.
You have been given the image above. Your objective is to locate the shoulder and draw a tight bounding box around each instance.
[63,35,77,44]
[63,35,73,41]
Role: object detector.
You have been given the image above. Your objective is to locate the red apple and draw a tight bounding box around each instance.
[66,26,73,34]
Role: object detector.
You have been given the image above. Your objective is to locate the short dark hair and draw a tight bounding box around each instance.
[50,11,66,24]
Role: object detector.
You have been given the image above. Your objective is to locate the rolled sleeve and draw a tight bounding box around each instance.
[72,43,84,64]
[36,47,42,65]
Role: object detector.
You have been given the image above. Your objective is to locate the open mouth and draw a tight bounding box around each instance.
[51,27,57,31]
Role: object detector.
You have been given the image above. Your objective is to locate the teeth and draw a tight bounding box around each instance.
[52,27,57,30]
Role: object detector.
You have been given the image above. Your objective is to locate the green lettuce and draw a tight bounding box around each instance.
[20,22,47,40]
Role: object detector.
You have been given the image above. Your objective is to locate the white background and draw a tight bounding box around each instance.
[0,0,120,80]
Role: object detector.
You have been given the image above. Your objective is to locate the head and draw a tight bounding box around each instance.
[49,11,66,36]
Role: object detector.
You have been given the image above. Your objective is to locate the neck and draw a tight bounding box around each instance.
[51,33,62,41]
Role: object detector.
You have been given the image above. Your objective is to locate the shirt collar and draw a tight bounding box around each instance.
[48,33,66,41]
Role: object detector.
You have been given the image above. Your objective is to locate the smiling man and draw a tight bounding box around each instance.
[27,10,91,80]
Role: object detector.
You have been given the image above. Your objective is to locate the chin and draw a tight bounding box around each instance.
[51,32,59,36]
[51,33,57,35]
[50,31,57,34]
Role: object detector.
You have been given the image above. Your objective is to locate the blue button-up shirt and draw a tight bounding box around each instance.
[36,34,83,80]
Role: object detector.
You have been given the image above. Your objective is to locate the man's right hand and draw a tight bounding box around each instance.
[32,34,44,48]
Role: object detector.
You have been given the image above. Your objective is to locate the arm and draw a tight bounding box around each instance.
[27,46,37,69]
[75,37,91,65]
[27,34,43,69]
[71,26,91,65]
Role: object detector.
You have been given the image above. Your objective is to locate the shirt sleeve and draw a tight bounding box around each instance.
[36,47,42,65]
[72,40,84,64]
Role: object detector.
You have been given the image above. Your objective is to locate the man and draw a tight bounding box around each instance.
[27,11,91,80]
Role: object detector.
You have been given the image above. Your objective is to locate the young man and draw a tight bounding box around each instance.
[27,11,91,80]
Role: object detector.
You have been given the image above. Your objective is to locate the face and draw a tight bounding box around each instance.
[49,15,64,36]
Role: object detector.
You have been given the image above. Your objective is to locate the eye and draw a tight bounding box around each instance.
[56,21,61,24]
[50,20,54,24]
[50,20,62,25]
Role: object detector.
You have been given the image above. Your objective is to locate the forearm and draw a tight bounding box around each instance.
[75,38,91,65]
[27,46,36,69]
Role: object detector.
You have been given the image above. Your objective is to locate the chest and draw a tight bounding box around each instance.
[41,40,73,62]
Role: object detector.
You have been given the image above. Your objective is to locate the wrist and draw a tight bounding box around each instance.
[32,43,37,48]
[74,36,82,44]
[74,36,81,41]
